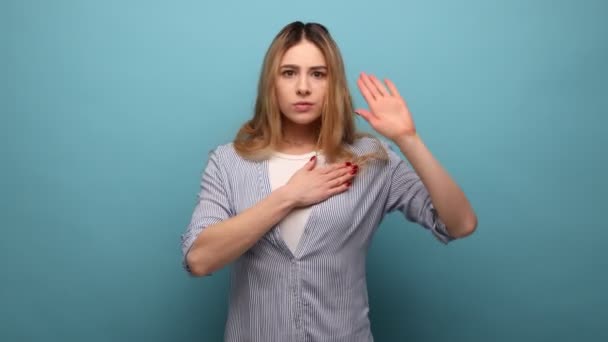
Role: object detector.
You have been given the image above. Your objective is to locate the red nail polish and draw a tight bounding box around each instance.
[310,156,316,161]
[345,162,352,167]
[346,181,352,187]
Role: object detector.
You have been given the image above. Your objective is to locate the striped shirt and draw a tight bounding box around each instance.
[180,136,455,341]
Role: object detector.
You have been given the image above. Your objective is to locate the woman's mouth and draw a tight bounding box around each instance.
[293,102,314,112]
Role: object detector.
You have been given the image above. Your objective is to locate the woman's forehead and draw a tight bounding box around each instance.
[280,40,326,67]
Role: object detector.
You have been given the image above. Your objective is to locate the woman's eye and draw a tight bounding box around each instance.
[282,70,295,77]
[312,71,326,78]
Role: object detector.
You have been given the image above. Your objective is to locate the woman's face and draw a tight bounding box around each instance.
[275,39,328,128]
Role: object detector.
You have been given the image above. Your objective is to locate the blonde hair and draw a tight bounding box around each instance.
[233,21,387,165]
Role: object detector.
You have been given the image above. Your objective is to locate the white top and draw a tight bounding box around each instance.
[268,150,326,253]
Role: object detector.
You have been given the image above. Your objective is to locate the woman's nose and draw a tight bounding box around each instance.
[296,76,311,96]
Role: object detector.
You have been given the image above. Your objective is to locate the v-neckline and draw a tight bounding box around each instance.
[260,158,318,259]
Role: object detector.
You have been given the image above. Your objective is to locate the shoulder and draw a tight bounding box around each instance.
[350,135,401,162]
[209,142,237,159]
[205,142,260,172]
[349,136,381,154]
[206,141,258,162]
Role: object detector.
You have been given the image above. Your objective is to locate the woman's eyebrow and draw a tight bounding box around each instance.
[280,64,328,70]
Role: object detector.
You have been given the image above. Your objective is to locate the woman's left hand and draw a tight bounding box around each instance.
[355,72,416,141]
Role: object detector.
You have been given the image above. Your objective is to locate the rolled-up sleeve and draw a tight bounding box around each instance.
[180,148,234,275]
[383,142,455,244]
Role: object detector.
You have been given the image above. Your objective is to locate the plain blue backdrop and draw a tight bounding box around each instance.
[2,0,607,341]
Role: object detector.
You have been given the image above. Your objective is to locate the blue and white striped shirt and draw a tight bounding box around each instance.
[180,136,454,341]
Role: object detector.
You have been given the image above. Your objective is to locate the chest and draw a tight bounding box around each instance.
[225,159,388,255]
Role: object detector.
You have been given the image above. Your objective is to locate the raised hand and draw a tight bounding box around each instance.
[355,72,416,141]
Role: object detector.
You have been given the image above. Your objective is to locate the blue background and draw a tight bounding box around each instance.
[2,0,607,341]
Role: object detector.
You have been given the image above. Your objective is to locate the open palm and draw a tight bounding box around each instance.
[355,72,416,141]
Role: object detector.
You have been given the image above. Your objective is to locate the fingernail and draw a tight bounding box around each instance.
[351,169,357,175]
[346,181,352,187]
[345,162,352,167]
[310,156,316,161]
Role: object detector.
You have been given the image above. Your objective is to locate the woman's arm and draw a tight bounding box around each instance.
[393,133,477,237]
[185,157,356,276]
[355,72,477,238]
[186,186,296,276]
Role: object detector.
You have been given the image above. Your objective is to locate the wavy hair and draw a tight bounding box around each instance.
[233,21,386,164]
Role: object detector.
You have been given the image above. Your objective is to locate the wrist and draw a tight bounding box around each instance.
[393,131,420,149]
[273,185,298,211]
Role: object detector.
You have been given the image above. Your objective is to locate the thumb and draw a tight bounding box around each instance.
[304,155,317,171]
[354,109,374,123]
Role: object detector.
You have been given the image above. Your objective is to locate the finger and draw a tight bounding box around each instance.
[327,164,357,180]
[303,155,317,171]
[385,78,402,99]
[354,109,374,123]
[330,178,342,189]
[336,172,356,187]
[359,72,381,100]
[319,163,340,175]
[327,182,351,197]
[369,74,388,97]
[327,174,353,189]
[357,76,375,103]
[319,162,342,175]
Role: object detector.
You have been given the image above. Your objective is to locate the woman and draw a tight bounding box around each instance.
[181,21,477,341]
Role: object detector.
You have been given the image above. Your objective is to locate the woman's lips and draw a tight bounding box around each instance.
[293,103,314,112]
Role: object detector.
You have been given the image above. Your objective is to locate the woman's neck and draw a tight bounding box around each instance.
[278,120,320,154]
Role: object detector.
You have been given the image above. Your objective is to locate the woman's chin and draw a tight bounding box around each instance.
[283,114,322,127]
